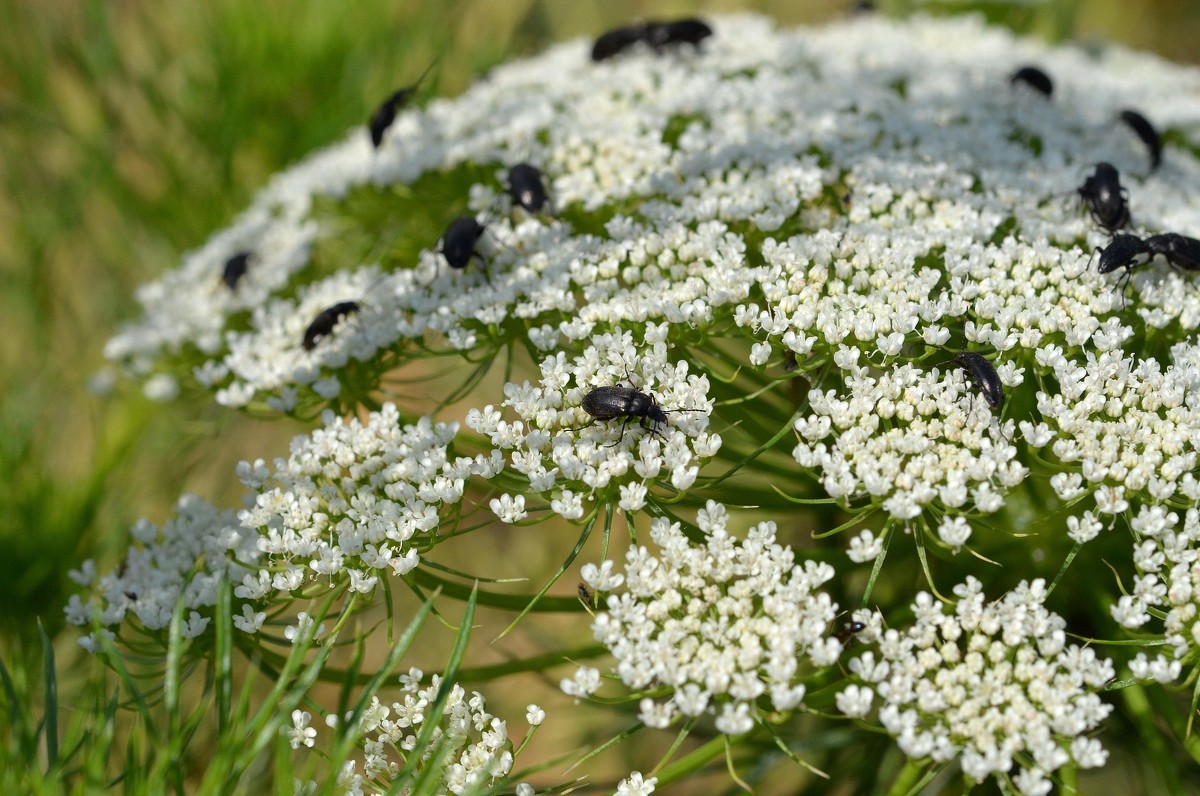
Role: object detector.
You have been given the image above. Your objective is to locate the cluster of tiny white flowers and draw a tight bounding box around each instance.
[844,577,1114,794]
[214,264,412,410]
[346,669,514,795]
[469,325,717,521]
[64,494,259,650]
[1110,505,1199,682]
[104,213,318,382]
[568,501,842,734]
[793,363,1025,521]
[105,13,1200,533]
[67,403,502,647]
[1031,343,1200,512]
[236,403,502,601]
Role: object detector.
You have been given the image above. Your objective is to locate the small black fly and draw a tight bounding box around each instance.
[578,583,595,611]
[834,620,867,644]
[582,385,669,446]
[644,18,713,51]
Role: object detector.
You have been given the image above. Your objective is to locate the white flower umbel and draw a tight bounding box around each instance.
[571,502,841,733]
[349,669,514,795]
[106,12,1200,529]
[845,577,1114,790]
[63,494,259,647]
[793,363,1026,520]
[1035,344,1200,512]
[109,13,1200,415]
[66,405,499,645]
[238,403,501,599]
[1110,506,1200,681]
[90,10,1200,788]
[470,326,717,521]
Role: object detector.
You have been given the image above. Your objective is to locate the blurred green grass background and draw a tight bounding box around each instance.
[0,0,1195,788]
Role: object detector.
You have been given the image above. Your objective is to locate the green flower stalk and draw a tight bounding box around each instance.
[78,10,1200,794]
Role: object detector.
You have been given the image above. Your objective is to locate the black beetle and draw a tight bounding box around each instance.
[1009,65,1053,97]
[1077,162,1130,235]
[438,216,487,271]
[582,384,669,445]
[506,163,548,214]
[644,17,713,50]
[1145,232,1200,272]
[368,62,436,149]
[301,300,360,351]
[591,17,712,61]
[581,373,702,446]
[221,251,252,290]
[1119,109,1162,173]
[834,620,867,644]
[953,352,1003,410]
[1094,232,1152,303]
[591,24,645,61]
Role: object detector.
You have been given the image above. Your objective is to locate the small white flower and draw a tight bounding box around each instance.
[235,458,270,489]
[614,772,658,796]
[835,684,874,718]
[848,529,883,563]
[580,560,624,591]
[233,604,267,634]
[525,704,545,726]
[77,629,115,654]
[637,697,676,729]
[618,482,648,512]
[1093,485,1128,515]
[288,709,317,750]
[1066,512,1103,545]
[714,703,755,735]
[181,611,210,639]
[284,612,326,645]
[1049,472,1086,501]
[560,666,601,699]
[936,516,971,552]
[550,490,584,520]
[489,494,527,523]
